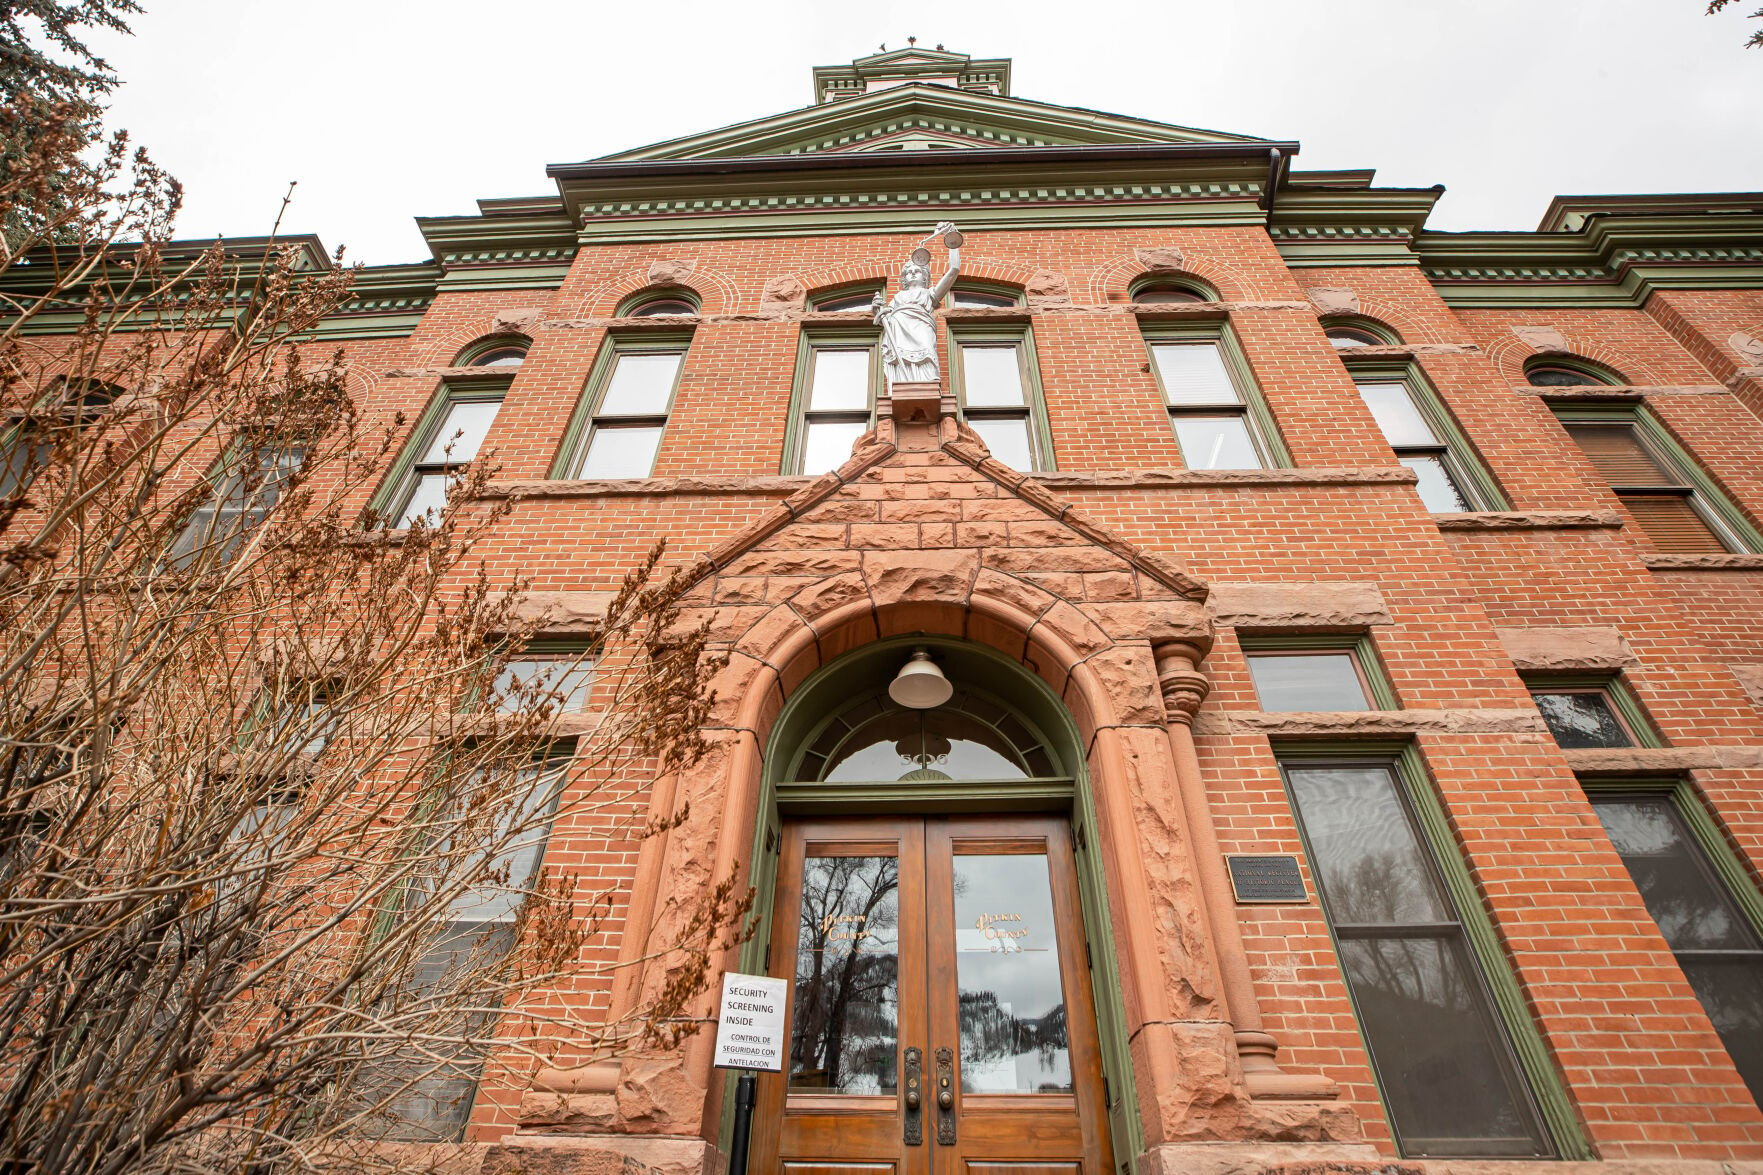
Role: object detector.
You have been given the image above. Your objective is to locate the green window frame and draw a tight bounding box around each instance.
[1525,673,1661,750]
[1142,322,1288,470]
[1347,359,1506,514]
[1579,778,1763,1103]
[552,332,691,480]
[166,442,306,569]
[370,379,508,529]
[808,284,884,313]
[1551,404,1762,554]
[453,336,528,368]
[488,638,596,715]
[1277,741,1589,1159]
[383,739,577,1140]
[1239,633,1397,711]
[783,329,883,476]
[947,281,1023,309]
[947,323,1055,472]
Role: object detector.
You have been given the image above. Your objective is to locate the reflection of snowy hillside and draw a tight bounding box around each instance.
[958,990,1071,1093]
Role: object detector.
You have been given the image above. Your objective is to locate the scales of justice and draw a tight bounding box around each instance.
[871,221,964,387]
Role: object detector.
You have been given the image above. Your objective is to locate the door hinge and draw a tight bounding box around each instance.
[1084,941,1093,970]
[1072,821,1087,852]
[763,943,772,971]
[1103,1075,1113,1108]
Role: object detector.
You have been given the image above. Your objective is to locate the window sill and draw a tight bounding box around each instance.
[1563,745,1763,774]
[1434,510,1624,531]
[1644,553,1763,570]
[1337,343,1484,358]
[1031,467,1417,488]
[484,476,809,499]
[379,365,521,382]
[1190,709,1546,737]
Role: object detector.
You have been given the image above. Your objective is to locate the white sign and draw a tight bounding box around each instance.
[713,972,789,1072]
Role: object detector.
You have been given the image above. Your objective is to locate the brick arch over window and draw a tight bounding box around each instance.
[575,261,739,319]
[1485,331,1659,386]
[1319,299,1439,345]
[792,258,905,304]
[1090,251,1251,305]
[412,324,535,369]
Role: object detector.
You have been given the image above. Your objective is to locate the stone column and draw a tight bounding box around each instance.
[1152,640,1338,1101]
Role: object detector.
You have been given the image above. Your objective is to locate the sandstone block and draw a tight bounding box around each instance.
[1135,245,1187,272]
[850,523,921,549]
[721,550,859,578]
[787,572,871,623]
[880,498,962,522]
[1496,625,1636,670]
[1008,519,1086,546]
[1090,600,1213,645]
[646,258,695,287]
[984,546,1130,574]
[1731,663,1763,708]
[974,567,1059,621]
[862,549,980,607]
[955,521,1010,546]
[1305,287,1360,316]
[1209,582,1390,629]
[760,274,806,310]
[1512,324,1569,354]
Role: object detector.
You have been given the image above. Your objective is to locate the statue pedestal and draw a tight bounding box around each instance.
[887,381,946,422]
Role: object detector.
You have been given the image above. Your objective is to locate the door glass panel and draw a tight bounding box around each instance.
[789,855,901,1094]
[951,852,1072,1094]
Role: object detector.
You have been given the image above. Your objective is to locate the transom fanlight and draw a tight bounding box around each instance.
[794,689,1060,783]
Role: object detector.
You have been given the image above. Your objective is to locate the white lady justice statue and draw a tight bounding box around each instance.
[870,221,963,386]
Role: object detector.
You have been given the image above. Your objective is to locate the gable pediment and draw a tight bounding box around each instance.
[594,84,1271,164]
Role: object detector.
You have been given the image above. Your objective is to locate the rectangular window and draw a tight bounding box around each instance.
[1144,330,1284,470]
[491,640,595,715]
[1555,410,1759,553]
[1282,755,1556,1157]
[167,445,304,568]
[1353,374,1499,513]
[377,386,504,529]
[1586,787,1763,1102]
[1241,635,1393,712]
[555,336,690,480]
[950,328,1053,472]
[385,743,574,1139]
[787,334,879,476]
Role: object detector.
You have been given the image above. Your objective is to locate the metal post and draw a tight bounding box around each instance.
[727,1070,757,1175]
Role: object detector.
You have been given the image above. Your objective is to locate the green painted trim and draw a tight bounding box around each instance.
[1140,321,1292,469]
[1549,404,1763,553]
[1274,744,1592,1159]
[1237,633,1398,710]
[548,331,694,479]
[946,322,1056,472]
[1522,675,1663,749]
[1580,778,1763,939]
[368,379,512,524]
[780,327,882,475]
[755,635,1145,1167]
[775,779,1073,812]
[1345,359,1510,511]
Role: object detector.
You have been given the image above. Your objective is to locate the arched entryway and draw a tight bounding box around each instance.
[741,637,1124,1175]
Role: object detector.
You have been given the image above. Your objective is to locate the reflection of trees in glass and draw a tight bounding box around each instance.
[789,857,900,1093]
[957,990,1068,1090]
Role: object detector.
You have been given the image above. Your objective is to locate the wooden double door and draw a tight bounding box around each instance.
[751,815,1113,1175]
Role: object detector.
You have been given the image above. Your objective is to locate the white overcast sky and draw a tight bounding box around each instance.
[81,0,1763,267]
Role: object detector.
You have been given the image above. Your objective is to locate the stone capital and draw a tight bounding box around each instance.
[1152,641,1210,724]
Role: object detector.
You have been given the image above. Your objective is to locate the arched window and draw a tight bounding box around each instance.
[949,287,1021,309]
[1325,322,1397,349]
[812,286,883,313]
[622,290,701,317]
[791,688,1064,783]
[456,338,528,367]
[1132,280,1213,305]
[1526,360,1622,387]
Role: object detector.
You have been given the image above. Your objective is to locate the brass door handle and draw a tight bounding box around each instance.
[934,1046,956,1145]
[902,1047,923,1145]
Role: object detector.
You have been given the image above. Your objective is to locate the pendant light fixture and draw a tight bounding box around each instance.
[887,648,952,710]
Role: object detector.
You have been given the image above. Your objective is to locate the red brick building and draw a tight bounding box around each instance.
[32,44,1763,1175]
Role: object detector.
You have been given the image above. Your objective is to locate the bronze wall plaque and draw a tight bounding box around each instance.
[1225,854,1307,904]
